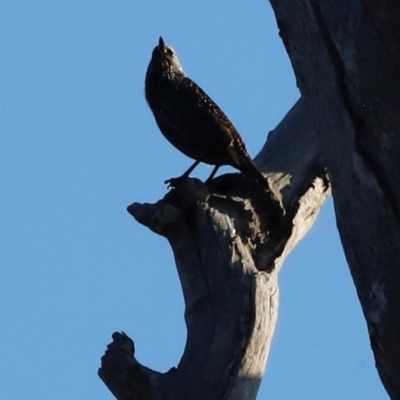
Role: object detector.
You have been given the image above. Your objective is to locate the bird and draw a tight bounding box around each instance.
[144,37,281,205]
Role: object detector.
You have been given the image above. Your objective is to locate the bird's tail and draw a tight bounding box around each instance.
[237,154,270,191]
[237,155,284,212]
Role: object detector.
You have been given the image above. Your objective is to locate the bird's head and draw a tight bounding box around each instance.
[148,37,185,79]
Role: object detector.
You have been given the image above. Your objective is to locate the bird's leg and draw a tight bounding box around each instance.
[181,160,201,178]
[205,165,220,183]
[164,160,200,186]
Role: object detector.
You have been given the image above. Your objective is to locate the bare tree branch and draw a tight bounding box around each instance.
[99,98,330,400]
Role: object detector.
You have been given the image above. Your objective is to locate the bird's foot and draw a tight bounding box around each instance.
[164,176,189,188]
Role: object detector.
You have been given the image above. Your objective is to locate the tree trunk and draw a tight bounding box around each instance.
[99,1,400,399]
[268,0,400,398]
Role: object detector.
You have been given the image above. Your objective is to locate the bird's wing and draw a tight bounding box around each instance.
[175,77,240,151]
[152,76,249,166]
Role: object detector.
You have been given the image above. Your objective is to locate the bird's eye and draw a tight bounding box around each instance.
[166,48,174,56]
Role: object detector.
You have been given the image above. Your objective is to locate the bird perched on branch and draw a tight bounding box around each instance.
[145,37,282,207]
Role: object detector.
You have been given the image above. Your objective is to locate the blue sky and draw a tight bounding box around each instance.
[0,1,387,399]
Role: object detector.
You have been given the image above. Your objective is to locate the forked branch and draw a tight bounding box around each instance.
[99,99,330,400]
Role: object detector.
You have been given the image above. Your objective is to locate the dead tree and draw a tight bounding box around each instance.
[99,1,400,399]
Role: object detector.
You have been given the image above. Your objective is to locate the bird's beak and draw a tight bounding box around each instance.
[158,36,165,51]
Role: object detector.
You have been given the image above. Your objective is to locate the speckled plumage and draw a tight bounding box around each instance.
[145,37,273,192]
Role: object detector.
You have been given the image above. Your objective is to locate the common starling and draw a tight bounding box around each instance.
[145,37,281,205]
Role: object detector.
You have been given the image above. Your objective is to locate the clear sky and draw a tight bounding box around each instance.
[0,1,388,399]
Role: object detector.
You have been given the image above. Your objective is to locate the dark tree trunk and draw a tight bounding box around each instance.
[99,1,400,399]
[268,1,400,398]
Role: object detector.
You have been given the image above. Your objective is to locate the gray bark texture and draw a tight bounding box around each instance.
[98,98,330,400]
[99,0,400,398]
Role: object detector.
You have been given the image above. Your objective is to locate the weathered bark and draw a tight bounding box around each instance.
[98,98,330,400]
[99,1,400,398]
[268,0,400,398]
